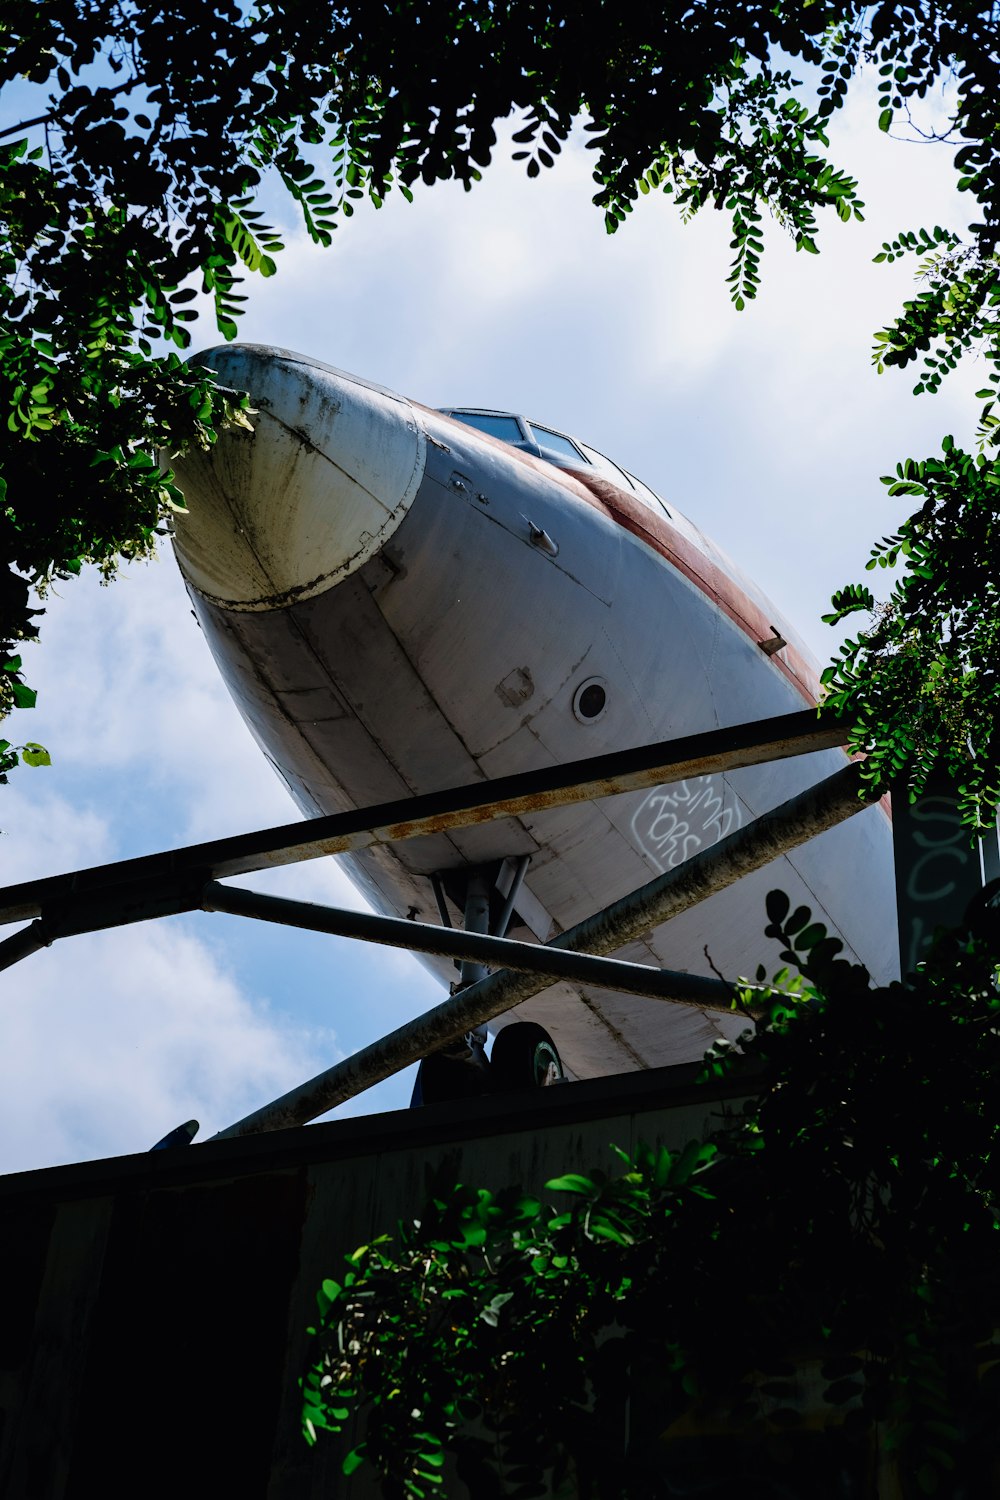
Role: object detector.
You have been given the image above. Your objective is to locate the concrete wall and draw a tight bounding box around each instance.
[0,1064,753,1499]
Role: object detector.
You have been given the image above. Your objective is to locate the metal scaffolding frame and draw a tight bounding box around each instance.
[0,708,869,1137]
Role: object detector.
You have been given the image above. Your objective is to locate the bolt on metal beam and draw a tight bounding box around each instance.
[214,761,873,1139]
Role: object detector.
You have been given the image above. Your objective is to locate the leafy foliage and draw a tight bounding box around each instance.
[303,889,1000,1499]
[821,438,1000,827]
[870,228,1000,444]
[822,89,1000,823]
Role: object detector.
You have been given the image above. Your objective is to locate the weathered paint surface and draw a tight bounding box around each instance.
[171,345,897,1080]
[172,347,426,609]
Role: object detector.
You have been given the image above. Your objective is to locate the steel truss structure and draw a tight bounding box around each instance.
[0,709,868,1138]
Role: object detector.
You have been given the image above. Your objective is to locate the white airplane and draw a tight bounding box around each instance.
[171,344,896,1100]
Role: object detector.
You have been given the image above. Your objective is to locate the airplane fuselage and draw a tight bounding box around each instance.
[172,346,895,1081]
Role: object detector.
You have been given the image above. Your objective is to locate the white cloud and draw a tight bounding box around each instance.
[0,920,340,1174]
[21,560,293,844]
[1,784,114,881]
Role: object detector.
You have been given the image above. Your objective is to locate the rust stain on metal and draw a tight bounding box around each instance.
[378,731,851,845]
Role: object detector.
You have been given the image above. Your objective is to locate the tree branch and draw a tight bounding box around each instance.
[0,76,144,144]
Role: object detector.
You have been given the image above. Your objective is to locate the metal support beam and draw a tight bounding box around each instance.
[0,874,211,972]
[214,761,872,1138]
[201,881,736,1006]
[0,921,52,973]
[0,709,849,941]
[459,871,492,990]
[496,854,531,940]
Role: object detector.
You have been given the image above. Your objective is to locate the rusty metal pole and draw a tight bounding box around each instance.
[213,761,872,1139]
[202,882,738,1003]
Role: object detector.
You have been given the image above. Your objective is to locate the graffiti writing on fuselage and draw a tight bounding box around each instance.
[631,776,741,872]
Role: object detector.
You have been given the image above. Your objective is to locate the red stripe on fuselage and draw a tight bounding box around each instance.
[424,407,821,709]
[559,466,820,707]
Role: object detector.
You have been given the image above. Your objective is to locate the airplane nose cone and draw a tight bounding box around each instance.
[170,345,426,610]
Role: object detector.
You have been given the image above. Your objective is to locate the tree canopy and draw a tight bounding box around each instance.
[1,0,1000,811]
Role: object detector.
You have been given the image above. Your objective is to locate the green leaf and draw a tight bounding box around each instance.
[480,1292,513,1326]
[10,683,37,709]
[545,1173,595,1195]
[669,1138,717,1185]
[590,1220,630,1244]
[21,743,50,767]
[316,1278,340,1315]
[342,1446,367,1476]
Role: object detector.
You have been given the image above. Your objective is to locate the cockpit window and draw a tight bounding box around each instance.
[579,442,635,491]
[528,424,586,463]
[440,407,672,519]
[626,471,673,519]
[447,412,527,444]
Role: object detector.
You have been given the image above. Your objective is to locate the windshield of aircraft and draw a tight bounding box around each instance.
[446,411,527,445]
[528,423,585,463]
[441,407,672,518]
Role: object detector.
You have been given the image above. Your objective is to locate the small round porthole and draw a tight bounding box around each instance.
[572,677,608,723]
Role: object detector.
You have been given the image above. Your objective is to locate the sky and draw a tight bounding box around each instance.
[0,74,986,1175]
